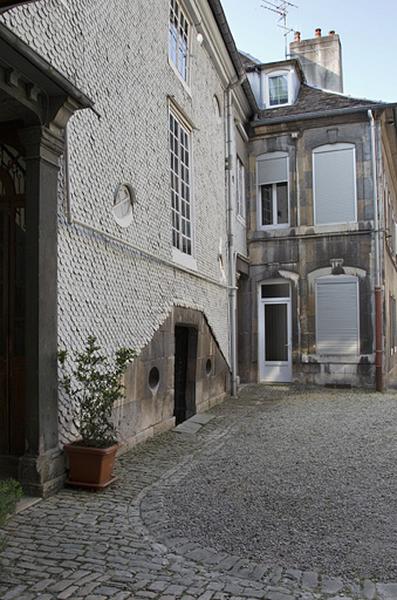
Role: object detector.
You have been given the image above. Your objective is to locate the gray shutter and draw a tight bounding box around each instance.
[257,154,288,185]
[316,277,359,355]
[313,146,356,224]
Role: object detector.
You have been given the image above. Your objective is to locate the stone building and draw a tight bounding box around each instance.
[1,0,397,498]
[0,0,255,495]
[238,29,397,389]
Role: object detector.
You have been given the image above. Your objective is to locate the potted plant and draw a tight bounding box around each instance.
[58,336,136,489]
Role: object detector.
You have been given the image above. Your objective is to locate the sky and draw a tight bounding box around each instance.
[221,0,397,103]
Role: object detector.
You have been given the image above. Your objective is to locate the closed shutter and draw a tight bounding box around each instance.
[316,277,359,355]
[313,144,356,225]
[257,153,288,185]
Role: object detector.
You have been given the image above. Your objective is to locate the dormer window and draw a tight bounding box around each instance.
[262,68,298,109]
[269,74,289,106]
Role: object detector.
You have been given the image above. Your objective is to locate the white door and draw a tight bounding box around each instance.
[259,290,292,383]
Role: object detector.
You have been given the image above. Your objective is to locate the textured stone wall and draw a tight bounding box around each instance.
[2,0,232,441]
[245,118,376,386]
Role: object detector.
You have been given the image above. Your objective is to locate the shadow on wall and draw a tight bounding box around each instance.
[113,305,230,451]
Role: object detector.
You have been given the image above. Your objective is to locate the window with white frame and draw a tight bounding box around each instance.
[236,157,246,220]
[313,143,357,225]
[257,152,289,228]
[169,0,189,82]
[315,276,360,355]
[169,109,192,255]
[268,73,289,106]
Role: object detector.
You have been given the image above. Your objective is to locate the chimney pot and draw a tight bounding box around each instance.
[329,30,336,36]
[294,31,301,42]
[315,28,322,37]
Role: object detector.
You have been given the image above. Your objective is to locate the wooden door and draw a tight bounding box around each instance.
[0,144,26,456]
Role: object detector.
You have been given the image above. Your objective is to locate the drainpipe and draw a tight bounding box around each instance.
[368,109,384,391]
[225,76,245,398]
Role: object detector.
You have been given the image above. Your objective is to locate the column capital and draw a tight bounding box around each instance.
[19,125,64,166]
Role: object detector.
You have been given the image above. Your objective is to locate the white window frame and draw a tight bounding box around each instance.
[312,143,358,226]
[264,70,291,109]
[236,156,246,223]
[315,275,360,356]
[169,107,195,267]
[168,0,191,87]
[256,152,289,230]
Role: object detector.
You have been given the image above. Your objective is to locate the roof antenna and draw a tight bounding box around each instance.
[261,0,298,59]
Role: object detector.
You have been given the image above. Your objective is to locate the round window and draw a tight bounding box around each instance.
[205,358,212,376]
[148,367,160,390]
[113,183,135,227]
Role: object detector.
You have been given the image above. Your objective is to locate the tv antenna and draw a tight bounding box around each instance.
[261,0,298,59]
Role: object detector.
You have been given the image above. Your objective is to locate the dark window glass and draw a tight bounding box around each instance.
[261,283,290,298]
[261,184,273,225]
[265,303,288,360]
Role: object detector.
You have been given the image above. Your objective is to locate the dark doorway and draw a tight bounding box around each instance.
[174,325,198,425]
[0,144,26,457]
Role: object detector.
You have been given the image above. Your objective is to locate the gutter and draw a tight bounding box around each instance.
[368,109,384,392]
[251,103,396,128]
[207,0,258,114]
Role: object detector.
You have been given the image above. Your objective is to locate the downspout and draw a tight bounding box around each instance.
[368,109,384,391]
[225,76,245,398]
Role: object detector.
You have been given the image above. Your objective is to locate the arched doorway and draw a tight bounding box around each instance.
[0,144,26,456]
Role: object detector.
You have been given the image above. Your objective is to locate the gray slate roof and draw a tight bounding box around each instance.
[257,84,384,121]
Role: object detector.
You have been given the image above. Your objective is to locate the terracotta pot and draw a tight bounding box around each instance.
[64,442,119,490]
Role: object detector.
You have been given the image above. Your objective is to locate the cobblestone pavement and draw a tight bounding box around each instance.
[1,385,396,600]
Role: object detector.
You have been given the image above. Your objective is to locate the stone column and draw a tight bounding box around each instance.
[18,126,65,497]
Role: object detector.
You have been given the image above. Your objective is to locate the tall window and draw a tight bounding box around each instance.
[313,143,357,225]
[169,0,189,82]
[316,276,360,355]
[236,157,246,220]
[257,152,289,228]
[169,109,192,255]
[268,74,289,106]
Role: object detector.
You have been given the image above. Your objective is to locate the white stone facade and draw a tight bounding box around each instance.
[2,0,250,442]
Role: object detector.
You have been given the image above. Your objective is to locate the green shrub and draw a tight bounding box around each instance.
[0,479,23,527]
[58,335,136,448]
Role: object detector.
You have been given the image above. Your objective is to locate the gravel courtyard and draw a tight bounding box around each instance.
[162,385,397,581]
[1,384,397,600]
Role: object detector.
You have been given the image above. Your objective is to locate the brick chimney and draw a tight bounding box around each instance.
[289,29,343,93]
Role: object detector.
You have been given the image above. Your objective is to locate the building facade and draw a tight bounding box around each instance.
[0,0,255,495]
[239,30,397,390]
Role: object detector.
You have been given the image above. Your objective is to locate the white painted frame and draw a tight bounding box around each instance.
[312,143,358,226]
[256,152,289,230]
[168,0,192,93]
[258,280,292,382]
[264,69,291,109]
[169,104,197,270]
[315,275,360,356]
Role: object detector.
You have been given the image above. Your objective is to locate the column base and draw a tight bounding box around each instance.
[18,448,66,497]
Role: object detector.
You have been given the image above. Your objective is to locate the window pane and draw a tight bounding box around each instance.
[261,184,273,225]
[265,304,288,361]
[276,182,288,224]
[262,283,290,298]
[269,75,288,106]
[169,110,192,255]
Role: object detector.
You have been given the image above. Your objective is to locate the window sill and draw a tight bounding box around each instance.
[168,58,192,97]
[172,247,197,271]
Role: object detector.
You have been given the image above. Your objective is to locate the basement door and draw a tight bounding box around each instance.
[258,282,292,383]
[174,326,198,425]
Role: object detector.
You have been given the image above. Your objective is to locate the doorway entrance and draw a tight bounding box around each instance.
[258,280,292,383]
[0,144,26,456]
[174,325,198,424]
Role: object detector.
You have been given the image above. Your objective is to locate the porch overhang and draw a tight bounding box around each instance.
[0,23,93,130]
